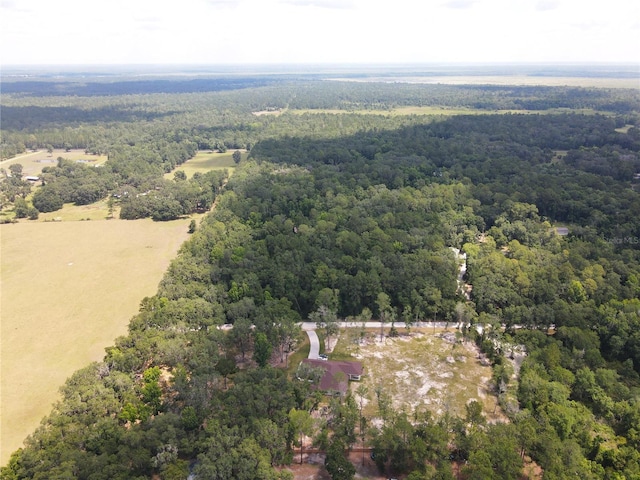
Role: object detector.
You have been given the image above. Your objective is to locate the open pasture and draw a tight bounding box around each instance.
[165,150,239,180]
[0,149,107,178]
[0,217,192,464]
[35,198,116,222]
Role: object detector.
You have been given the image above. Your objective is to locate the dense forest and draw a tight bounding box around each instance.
[2,72,640,479]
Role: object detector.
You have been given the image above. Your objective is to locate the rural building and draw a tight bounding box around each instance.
[300,359,363,396]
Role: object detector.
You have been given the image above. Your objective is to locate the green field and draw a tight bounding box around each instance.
[165,150,239,179]
[34,199,116,222]
[0,218,193,464]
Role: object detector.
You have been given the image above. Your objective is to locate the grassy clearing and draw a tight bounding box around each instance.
[288,107,507,116]
[35,199,117,222]
[392,106,505,116]
[0,149,107,177]
[551,150,569,164]
[290,106,612,117]
[332,327,502,422]
[165,150,239,180]
[252,109,283,117]
[0,218,193,464]
[615,124,634,134]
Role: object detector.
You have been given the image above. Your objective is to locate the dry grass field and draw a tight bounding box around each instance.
[0,217,192,464]
[288,105,613,117]
[288,106,485,116]
[0,149,108,178]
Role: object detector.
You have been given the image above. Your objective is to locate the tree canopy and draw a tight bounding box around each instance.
[2,71,640,479]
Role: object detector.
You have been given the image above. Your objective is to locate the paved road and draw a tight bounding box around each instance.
[221,321,468,361]
[301,321,466,360]
[223,321,460,331]
[301,321,460,330]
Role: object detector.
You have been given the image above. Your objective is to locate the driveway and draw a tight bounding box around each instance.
[306,329,320,359]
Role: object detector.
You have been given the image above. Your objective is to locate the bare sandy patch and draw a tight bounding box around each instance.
[334,329,503,422]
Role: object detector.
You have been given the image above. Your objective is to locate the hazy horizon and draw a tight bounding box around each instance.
[2,62,638,77]
[1,0,638,67]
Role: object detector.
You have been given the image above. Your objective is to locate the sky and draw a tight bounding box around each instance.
[1,0,639,66]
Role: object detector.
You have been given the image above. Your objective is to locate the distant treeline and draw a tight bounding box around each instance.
[0,77,284,97]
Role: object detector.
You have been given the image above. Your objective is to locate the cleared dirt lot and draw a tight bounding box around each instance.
[282,327,509,479]
[334,327,503,422]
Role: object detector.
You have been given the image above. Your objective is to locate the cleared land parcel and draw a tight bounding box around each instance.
[0,218,191,463]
